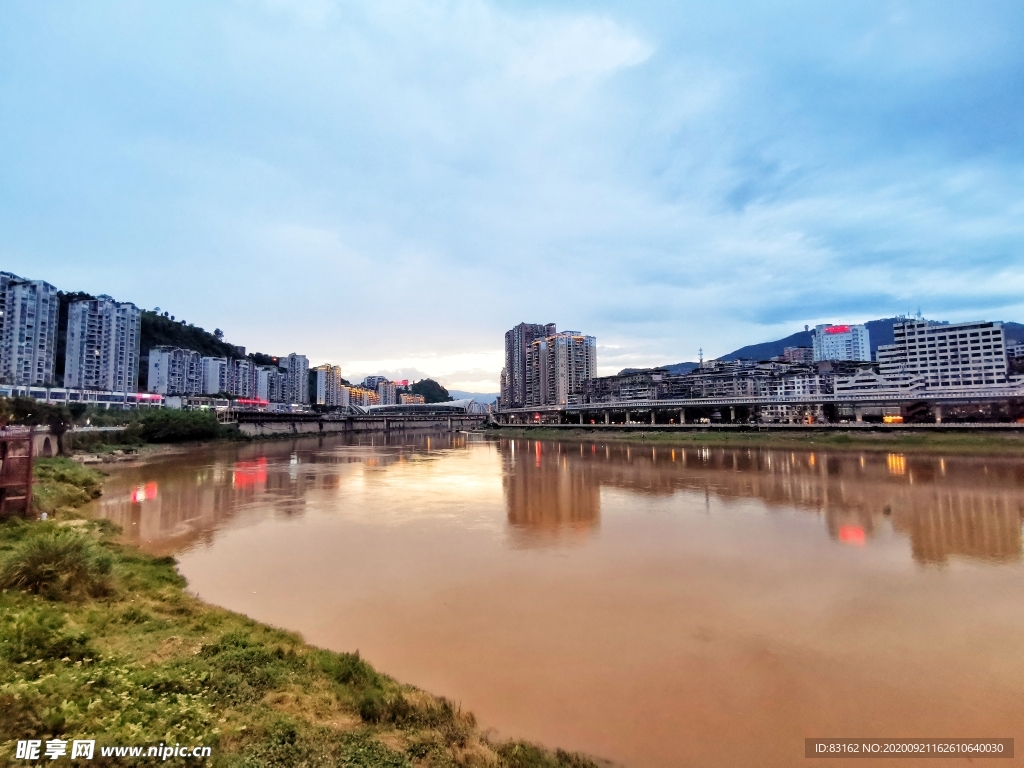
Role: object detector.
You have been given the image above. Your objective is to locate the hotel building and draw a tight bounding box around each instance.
[812,324,871,362]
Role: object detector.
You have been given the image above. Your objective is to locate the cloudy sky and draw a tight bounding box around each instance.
[2,1,1022,392]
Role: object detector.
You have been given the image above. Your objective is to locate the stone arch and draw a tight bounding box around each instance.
[41,437,54,457]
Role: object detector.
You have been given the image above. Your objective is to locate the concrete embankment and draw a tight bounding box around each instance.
[233,413,487,438]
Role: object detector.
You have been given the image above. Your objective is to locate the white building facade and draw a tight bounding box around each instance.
[284,353,309,404]
[812,324,871,363]
[316,364,347,406]
[0,276,59,386]
[200,357,229,395]
[148,346,202,395]
[64,296,141,393]
[877,319,1008,388]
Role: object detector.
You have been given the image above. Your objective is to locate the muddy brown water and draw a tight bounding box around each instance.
[95,434,1024,767]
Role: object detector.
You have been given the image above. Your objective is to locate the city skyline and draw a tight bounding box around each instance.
[3,2,1023,391]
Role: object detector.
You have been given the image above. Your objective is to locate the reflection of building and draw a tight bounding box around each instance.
[499,440,1023,564]
[501,440,600,543]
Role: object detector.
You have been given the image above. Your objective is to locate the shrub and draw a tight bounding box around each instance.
[0,606,94,662]
[135,409,224,443]
[0,527,114,601]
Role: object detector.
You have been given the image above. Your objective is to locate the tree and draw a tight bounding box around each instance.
[410,379,453,404]
[214,328,224,341]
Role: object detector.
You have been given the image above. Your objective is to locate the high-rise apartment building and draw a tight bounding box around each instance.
[525,330,596,406]
[315,364,347,406]
[230,359,258,399]
[0,272,23,356]
[200,357,229,395]
[283,353,309,404]
[0,277,59,386]
[64,296,141,393]
[812,324,871,362]
[376,380,397,405]
[148,346,202,395]
[502,322,556,408]
[877,319,1008,388]
[257,365,286,403]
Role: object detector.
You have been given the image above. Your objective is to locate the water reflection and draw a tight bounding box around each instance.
[99,434,1024,566]
[502,440,601,546]
[492,439,1023,565]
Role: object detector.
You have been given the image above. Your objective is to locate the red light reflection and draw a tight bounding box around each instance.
[838,525,866,546]
[233,457,268,487]
[130,482,158,503]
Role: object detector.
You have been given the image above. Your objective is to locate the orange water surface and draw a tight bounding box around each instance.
[96,434,1024,766]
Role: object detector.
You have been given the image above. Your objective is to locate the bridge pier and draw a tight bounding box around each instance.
[854,406,864,423]
[679,409,685,424]
[604,412,610,425]
[934,405,943,424]
[729,407,735,423]
[651,411,656,425]
[625,410,631,424]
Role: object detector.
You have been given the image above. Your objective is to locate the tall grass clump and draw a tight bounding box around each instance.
[0,525,113,601]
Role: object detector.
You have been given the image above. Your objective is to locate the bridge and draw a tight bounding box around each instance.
[492,385,1024,426]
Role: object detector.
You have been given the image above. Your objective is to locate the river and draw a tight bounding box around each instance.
[95,433,1024,766]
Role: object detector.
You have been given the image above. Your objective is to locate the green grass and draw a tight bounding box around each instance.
[490,426,1024,455]
[0,459,603,767]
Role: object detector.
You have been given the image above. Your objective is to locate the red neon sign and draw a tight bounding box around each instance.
[825,325,852,334]
[236,398,269,406]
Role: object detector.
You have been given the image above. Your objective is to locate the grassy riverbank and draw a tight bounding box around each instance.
[487,426,1024,455]
[0,460,601,767]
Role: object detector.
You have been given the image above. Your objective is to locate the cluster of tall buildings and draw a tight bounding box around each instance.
[500,322,597,408]
[496,315,1017,422]
[149,348,309,404]
[0,271,141,393]
[311,369,424,409]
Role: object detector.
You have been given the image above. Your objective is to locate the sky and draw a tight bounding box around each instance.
[2,1,1023,392]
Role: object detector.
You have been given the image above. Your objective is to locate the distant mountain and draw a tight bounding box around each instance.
[448,390,497,403]
[634,316,1024,374]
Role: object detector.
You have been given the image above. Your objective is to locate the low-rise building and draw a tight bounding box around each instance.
[399,393,425,405]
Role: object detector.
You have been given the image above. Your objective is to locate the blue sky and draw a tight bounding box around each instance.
[2,1,1022,391]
